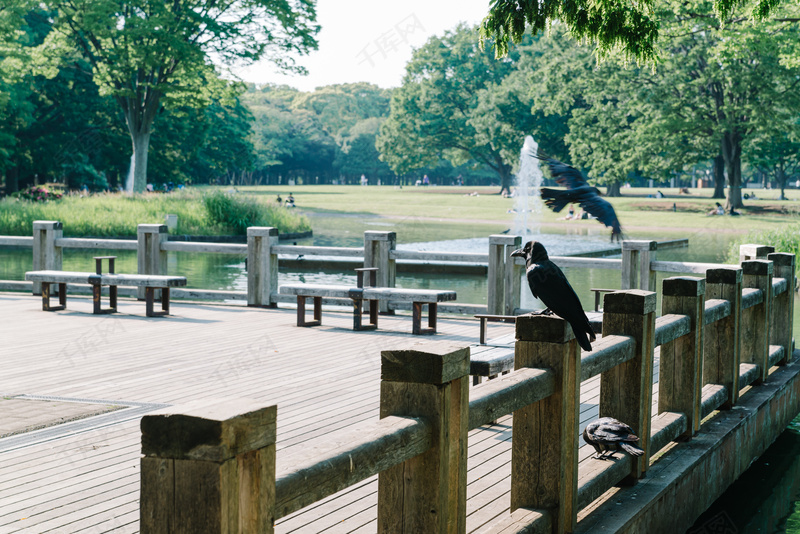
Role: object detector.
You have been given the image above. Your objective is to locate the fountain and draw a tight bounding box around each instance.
[512,135,544,237]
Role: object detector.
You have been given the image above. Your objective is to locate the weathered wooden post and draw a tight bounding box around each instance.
[378,341,470,534]
[620,240,657,291]
[504,235,523,315]
[768,252,795,365]
[741,260,773,383]
[513,314,580,533]
[247,227,279,308]
[137,224,168,300]
[140,399,277,533]
[31,220,63,295]
[739,243,775,263]
[704,267,743,407]
[601,289,657,478]
[488,234,521,315]
[364,231,396,314]
[660,276,705,438]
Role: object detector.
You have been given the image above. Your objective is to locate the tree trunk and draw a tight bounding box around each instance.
[605,182,621,197]
[129,130,151,193]
[712,155,725,199]
[499,164,512,196]
[721,133,743,209]
[5,167,19,194]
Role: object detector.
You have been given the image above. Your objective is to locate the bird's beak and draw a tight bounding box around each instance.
[510,248,525,258]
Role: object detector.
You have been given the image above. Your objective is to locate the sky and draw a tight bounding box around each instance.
[231,0,492,92]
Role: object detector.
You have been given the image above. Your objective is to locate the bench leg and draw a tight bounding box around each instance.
[110,284,117,312]
[353,298,378,331]
[42,282,67,312]
[412,302,437,335]
[93,284,101,314]
[92,284,118,314]
[145,287,170,317]
[297,296,322,327]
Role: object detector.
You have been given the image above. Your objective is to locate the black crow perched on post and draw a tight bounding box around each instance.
[583,417,645,459]
[532,153,624,242]
[511,240,595,351]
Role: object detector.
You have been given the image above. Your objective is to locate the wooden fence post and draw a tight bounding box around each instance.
[738,243,774,263]
[364,231,396,314]
[741,260,773,383]
[137,224,168,300]
[513,314,580,533]
[378,341,470,534]
[140,399,277,534]
[660,276,705,438]
[768,252,795,365]
[704,267,743,408]
[620,240,657,291]
[601,289,657,479]
[31,220,62,295]
[488,234,521,315]
[247,227,279,308]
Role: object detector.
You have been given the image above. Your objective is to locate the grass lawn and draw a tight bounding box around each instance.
[234,184,800,235]
[2,184,797,239]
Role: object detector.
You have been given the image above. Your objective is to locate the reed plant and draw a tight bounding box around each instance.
[0,189,310,237]
[726,223,800,275]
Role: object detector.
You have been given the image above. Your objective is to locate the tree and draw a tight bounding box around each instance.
[480,0,792,64]
[523,2,800,208]
[747,123,800,200]
[377,24,533,194]
[37,0,318,192]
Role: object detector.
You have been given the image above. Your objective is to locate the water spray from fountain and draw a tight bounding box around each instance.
[512,135,544,237]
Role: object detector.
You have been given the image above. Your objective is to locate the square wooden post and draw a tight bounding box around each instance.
[738,243,774,263]
[660,276,705,438]
[137,224,168,300]
[31,221,63,295]
[768,253,795,365]
[741,260,773,382]
[512,314,580,533]
[488,234,521,315]
[140,399,277,534]
[600,290,657,479]
[247,227,279,308]
[704,268,743,408]
[620,240,657,291]
[378,341,470,534]
[364,231,396,314]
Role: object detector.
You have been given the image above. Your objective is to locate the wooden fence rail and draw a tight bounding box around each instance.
[139,247,795,534]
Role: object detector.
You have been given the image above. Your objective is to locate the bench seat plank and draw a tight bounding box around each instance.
[25,271,186,288]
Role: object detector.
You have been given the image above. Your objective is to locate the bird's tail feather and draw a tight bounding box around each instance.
[571,322,593,352]
[541,188,570,213]
[621,443,644,457]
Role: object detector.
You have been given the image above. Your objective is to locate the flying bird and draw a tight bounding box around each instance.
[583,417,645,460]
[511,241,596,352]
[532,153,624,242]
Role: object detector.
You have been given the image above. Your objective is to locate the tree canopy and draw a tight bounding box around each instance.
[480,0,797,64]
[35,0,319,192]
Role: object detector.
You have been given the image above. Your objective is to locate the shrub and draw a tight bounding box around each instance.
[202,190,310,235]
[726,223,800,276]
[13,185,63,202]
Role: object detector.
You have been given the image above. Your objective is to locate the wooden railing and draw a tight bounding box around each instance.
[138,249,795,533]
[3,222,643,315]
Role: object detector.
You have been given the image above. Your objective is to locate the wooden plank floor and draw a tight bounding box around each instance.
[0,292,656,533]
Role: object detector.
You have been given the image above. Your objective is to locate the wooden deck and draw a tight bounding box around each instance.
[0,292,655,533]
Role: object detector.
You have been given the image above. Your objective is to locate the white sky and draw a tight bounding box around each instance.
[231,0,491,91]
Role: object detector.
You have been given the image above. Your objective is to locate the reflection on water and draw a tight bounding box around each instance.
[689,418,800,533]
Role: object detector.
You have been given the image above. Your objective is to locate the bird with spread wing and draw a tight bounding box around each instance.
[532,153,624,242]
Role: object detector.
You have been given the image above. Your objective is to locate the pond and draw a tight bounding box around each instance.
[2,213,799,530]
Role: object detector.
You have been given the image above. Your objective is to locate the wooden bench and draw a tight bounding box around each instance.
[278,283,456,335]
[24,270,187,317]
